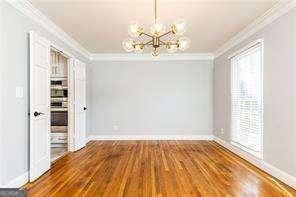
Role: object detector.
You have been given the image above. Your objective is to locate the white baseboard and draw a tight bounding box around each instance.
[213,136,296,189]
[0,172,28,188]
[87,135,214,142]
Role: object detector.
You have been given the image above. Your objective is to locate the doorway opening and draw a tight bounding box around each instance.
[50,48,69,162]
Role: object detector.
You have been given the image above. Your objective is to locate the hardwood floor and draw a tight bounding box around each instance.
[24,141,296,196]
[51,147,68,162]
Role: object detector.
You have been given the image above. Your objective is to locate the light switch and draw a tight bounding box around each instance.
[16,86,24,98]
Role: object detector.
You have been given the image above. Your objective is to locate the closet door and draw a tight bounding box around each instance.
[74,60,86,151]
[29,31,51,181]
[68,58,75,152]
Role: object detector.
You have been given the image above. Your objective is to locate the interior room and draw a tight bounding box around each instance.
[0,0,296,196]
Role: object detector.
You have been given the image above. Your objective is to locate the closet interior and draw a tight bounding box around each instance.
[50,49,69,162]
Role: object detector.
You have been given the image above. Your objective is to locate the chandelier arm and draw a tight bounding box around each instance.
[143,40,153,45]
[160,40,178,45]
[158,30,173,38]
[159,40,167,45]
[159,40,177,45]
[141,32,154,38]
[159,43,171,46]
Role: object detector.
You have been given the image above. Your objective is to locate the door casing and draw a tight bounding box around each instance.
[74,60,87,151]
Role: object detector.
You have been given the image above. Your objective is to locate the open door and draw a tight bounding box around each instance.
[29,31,51,181]
[74,60,86,151]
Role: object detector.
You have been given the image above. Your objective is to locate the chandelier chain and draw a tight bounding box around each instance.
[154,0,157,22]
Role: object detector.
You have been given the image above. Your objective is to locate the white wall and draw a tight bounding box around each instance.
[0,1,214,186]
[1,1,89,186]
[0,0,4,186]
[214,8,296,178]
[88,60,213,137]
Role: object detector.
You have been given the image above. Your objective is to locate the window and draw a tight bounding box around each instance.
[231,40,263,158]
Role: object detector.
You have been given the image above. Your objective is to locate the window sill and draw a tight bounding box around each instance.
[231,141,262,159]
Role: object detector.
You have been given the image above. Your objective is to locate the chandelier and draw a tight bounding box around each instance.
[122,0,190,57]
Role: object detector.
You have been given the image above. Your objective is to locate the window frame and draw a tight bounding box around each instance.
[230,39,264,159]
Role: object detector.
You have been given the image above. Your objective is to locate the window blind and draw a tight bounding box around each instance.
[231,42,263,157]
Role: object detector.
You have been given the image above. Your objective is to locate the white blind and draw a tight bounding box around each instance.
[231,43,263,157]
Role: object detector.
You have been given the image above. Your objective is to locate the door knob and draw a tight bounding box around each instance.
[83,107,87,110]
[34,111,44,117]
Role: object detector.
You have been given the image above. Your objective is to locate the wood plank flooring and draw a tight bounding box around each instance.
[24,141,296,196]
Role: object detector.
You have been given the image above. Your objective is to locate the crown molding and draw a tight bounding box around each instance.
[5,0,90,59]
[89,53,214,61]
[214,1,296,58]
[7,0,295,61]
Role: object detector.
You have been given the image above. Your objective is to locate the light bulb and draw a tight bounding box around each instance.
[128,21,142,38]
[152,49,159,57]
[166,43,178,53]
[178,37,190,51]
[150,20,166,35]
[122,38,134,52]
[172,19,186,35]
[134,44,144,53]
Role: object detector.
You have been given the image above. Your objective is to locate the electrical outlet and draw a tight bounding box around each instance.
[220,128,224,134]
[113,125,119,131]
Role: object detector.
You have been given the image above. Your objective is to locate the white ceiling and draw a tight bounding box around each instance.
[30,0,279,53]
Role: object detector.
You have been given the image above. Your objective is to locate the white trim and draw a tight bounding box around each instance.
[87,135,214,141]
[214,1,296,58]
[89,53,214,61]
[214,136,296,189]
[68,58,75,152]
[5,0,90,59]
[228,39,263,59]
[50,41,75,59]
[0,0,3,187]
[0,172,28,188]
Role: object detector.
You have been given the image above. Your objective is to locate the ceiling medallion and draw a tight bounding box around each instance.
[122,0,190,57]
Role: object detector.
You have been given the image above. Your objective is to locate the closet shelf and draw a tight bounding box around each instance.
[51,96,68,98]
[51,97,68,102]
[51,126,68,133]
[51,86,68,90]
[51,108,68,112]
[51,132,68,144]
[51,76,67,80]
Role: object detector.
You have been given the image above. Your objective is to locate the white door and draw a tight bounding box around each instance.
[74,60,86,151]
[68,58,75,152]
[29,31,51,181]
